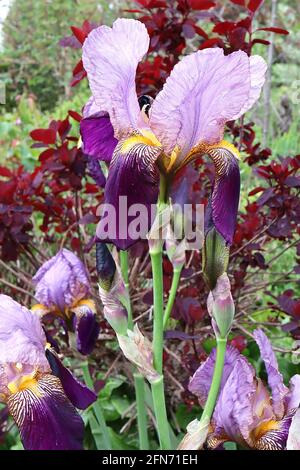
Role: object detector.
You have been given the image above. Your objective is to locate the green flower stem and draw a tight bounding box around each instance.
[151,376,171,450]
[151,249,165,374]
[200,337,227,424]
[120,249,149,450]
[149,173,171,450]
[134,373,150,450]
[82,363,111,450]
[163,265,183,330]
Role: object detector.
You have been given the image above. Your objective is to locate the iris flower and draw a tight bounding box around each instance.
[189,329,300,450]
[32,249,99,355]
[80,18,267,250]
[0,294,96,449]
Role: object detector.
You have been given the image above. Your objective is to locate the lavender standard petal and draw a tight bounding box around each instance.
[150,48,252,159]
[33,249,91,313]
[82,19,149,139]
[188,345,240,408]
[253,328,289,419]
[0,295,49,371]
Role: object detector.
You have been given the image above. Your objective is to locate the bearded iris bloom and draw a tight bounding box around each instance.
[0,295,96,450]
[189,329,300,450]
[80,18,267,250]
[32,249,99,355]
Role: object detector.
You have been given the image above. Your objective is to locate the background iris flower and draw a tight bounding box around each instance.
[80,18,267,251]
[189,328,300,450]
[0,295,96,450]
[32,248,100,355]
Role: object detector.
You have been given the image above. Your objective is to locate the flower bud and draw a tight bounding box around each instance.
[203,227,229,290]
[96,242,116,291]
[207,273,235,339]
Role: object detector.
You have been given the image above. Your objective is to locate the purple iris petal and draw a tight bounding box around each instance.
[82,19,149,139]
[7,374,84,450]
[87,158,107,188]
[211,157,240,245]
[74,308,100,355]
[253,329,289,419]
[214,357,256,443]
[80,112,118,163]
[46,349,96,409]
[97,139,161,250]
[188,345,240,408]
[0,294,49,372]
[33,249,91,313]
[286,375,300,411]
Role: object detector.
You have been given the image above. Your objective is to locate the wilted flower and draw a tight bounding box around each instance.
[189,329,300,450]
[32,249,99,355]
[117,325,159,383]
[0,295,96,450]
[80,18,266,250]
[96,242,129,335]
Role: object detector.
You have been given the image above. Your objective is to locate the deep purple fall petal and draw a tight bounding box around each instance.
[74,307,100,355]
[80,112,118,163]
[7,374,84,450]
[46,349,96,409]
[96,137,161,250]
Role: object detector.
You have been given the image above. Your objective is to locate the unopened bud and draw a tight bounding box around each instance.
[96,242,116,291]
[207,273,235,339]
[203,228,229,290]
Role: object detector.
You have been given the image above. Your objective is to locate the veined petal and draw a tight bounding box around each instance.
[213,357,257,445]
[231,55,267,119]
[82,19,149,139]
[253,410,295,450]
[7,374,84,450]
[45,348,96,409]
[96,135,161,250]
[33,249,91,314]
[150,48,251,162]
[188,345,240,408]
[253,329,289,419]
[0,295,49,371]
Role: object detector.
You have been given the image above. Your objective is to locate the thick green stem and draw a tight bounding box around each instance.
[134,373,150,450]
[82,363,111,450]
[120,250,149,449]
[151,376,171,450]
[163,265,182,330]
[151,250,164,374]
[149,173,171,450]
[200,338,227,423]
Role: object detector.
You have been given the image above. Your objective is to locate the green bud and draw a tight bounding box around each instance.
[203,228,229,290]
